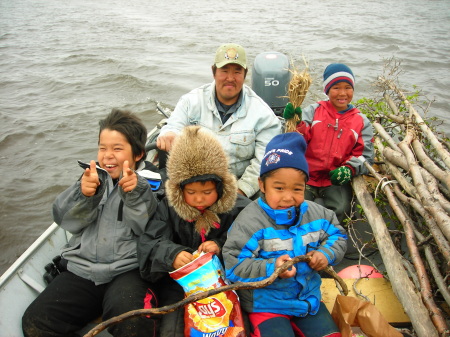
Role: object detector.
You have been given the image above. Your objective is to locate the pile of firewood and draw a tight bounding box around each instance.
[352,59,450,337]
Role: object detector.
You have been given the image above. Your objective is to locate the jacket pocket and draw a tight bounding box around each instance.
[229,131,256,160]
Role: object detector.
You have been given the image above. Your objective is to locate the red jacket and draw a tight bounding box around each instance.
[297,101,374,187]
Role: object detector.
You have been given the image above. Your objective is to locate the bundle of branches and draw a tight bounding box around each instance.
[284,56,312,133]
[353,58,450,337]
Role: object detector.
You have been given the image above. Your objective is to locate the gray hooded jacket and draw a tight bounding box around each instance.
[53,161,157,285]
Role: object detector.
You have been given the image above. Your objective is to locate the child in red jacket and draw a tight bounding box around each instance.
[284,63,374,224]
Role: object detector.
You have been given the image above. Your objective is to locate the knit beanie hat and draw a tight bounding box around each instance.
[260,132,309,180]
[323,63,355,94]
[166,126,237,237]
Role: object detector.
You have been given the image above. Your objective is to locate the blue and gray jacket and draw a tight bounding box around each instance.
[223,199,347,316]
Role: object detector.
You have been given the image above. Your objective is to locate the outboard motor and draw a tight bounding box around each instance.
[251,52,291,116]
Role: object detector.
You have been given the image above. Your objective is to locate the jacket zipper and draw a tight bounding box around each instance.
[325,118,339,168]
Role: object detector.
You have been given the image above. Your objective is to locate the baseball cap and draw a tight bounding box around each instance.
[214,43,247,69]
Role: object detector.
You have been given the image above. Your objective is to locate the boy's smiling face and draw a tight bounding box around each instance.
[259,168,306,209]
[182,180,218,211]
[328,81,354,111]
[98,129,143,179]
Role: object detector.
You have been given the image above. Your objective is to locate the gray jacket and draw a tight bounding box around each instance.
[160,81,282,198]
[53,161,157,285]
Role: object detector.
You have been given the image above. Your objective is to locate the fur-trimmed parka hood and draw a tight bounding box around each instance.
[165,126,237,236]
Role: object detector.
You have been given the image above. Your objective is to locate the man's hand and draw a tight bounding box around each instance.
[118,160,138,192]
[173,251,196,270]
[237,189,247,197]
[275,254,296,279]
[81,160,100,197]
[307,250,328,271]
[157,131,177,152]
[197,241,220,255]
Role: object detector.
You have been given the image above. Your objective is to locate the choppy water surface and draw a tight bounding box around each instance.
[0,0,449,274]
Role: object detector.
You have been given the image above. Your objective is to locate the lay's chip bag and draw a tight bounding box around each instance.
[169,252,245,337]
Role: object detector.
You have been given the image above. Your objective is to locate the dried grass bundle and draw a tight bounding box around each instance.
[285,57,312,133]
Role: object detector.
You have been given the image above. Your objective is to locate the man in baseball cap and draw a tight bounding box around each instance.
[214,43,247,69]
[157,43,281,200]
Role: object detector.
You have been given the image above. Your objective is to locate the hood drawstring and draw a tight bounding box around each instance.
[200,221,220,242]
[189,209,221,242]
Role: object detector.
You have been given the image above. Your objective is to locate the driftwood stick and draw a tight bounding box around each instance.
[383,92,400,116]
[379,178,449,334]
[379,75,450,169]
[382,145,446,204]
[412,224,450,307]
[382,141,450,213]
[373,122,402,152]
[393,184,450,264]
[365,161,450,318]
[352,174,439,337]
[401,257,421,290]
[411,139,450,192]
[397,129,450,242]
[419,168,450,214]
[83,255,348,337]
[375,138,417,198]
[386,113,406,124]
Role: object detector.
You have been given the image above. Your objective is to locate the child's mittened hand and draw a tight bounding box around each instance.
[275,254,296,279]
[119,160,138,192]
[81,160,100,197]
[307,251,328,271]
[329,166,352,185]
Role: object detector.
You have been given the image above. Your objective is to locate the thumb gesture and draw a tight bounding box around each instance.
[81,160,100,197]
[119,160,138,192]
[122,160,133,177]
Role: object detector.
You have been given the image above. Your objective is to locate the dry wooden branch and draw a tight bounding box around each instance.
[376,138,418,198]
[373,171,449,334]
[382,140,450,213]
[397,129,450,242]
[373,122,402,152]
[383,92,400,116]
[412,223,450,307]
[392,184,450,264]
[411,139,450,192]
[378,76,450,169]
[352,175,439,337]
[83,255,347,337]
[359,61,449,336]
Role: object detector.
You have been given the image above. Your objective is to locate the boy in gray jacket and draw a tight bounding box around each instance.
[22,109,159,337]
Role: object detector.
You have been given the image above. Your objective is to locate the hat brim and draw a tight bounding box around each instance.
[215,60,247,69]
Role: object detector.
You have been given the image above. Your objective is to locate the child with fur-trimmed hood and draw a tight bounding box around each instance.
[138,125,251,336]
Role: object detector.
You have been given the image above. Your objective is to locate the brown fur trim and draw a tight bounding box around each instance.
[166,126,237,233]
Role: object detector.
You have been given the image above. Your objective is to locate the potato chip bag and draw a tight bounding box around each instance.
[169,252,245,337]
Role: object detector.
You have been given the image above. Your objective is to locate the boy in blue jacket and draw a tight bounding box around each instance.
[223,132,347,337]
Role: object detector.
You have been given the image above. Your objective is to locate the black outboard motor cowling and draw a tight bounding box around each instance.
[251,52,291,116]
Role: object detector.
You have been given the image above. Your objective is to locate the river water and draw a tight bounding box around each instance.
[0,0,449,275]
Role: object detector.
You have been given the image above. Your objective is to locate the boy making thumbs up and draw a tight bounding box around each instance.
[22,109,160,337]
